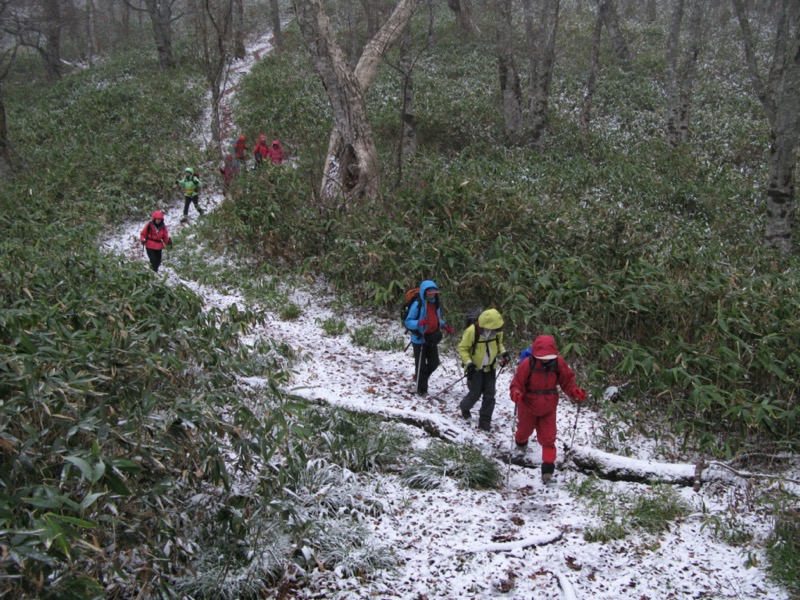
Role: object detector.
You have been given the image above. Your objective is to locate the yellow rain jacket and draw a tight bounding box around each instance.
[458,309,506,372]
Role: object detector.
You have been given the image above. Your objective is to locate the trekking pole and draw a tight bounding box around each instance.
[448,330,466,388]
[506,403,518,487]
[567,401,582,455]
[427,373,467,402]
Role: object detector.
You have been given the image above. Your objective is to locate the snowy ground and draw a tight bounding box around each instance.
[99,31,798,600]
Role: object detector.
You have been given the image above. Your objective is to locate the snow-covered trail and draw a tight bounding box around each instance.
[100,30,792,600]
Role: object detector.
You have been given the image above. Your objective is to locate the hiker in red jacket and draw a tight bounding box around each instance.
[253,134,269,166]
[509,335,587,483]
[233,134,248,168]
[139,210,172,273]
[219,153,238,190]
[266,139,286,164]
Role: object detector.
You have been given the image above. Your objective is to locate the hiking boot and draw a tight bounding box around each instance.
[478,420,491,432]
[541,462,555,484]
[460,409,471,420]
[181,215,189,223]
[515,442,528,456]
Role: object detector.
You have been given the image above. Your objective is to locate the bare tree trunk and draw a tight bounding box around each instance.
[233,0,245,59]
[596,0,629,62]
[192,0,234,150]
[665,0,704,147]
[646,0,657,22]
[665,0,685,146]
[293,0,420,206]
[580,1,603,130]
[345,0,359,65]
[0,86,12,177]
[525,0,560,146]
[270,0,282,52]
[121,0,130,38]
[497,0,522,142]
[41,0,62,80]
[399,27,417,160]
[447,0,479,35]
[428,0,435,43]
[733,0,800,253]
[87,0,99,62]
[141,0,176,70]
[359,0,375,37]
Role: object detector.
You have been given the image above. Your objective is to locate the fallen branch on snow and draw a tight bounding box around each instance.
[303,395,461,442]
[554,572,578,600]
[454,530,563,555]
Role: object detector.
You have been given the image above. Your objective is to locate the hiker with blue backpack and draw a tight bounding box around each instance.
[403,280,454,396]
[509,334,587,483]
[458,309,511,432]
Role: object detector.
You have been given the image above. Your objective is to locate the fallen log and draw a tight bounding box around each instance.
[568,444,733,486]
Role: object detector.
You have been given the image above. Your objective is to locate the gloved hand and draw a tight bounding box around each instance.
[418,319,427,329]
[443,324,454,335]
[573,388,587,402]
[499,351,511,367]
[511,388,523,404]
[465,362,476,377]
[140,240,146,246]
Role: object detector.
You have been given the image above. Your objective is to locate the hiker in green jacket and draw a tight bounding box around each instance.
[458,308,510,432]
[175,167,204,221]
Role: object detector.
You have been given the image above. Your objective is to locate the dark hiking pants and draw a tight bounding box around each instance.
[183,195,203,216]
[146,248,162,272]
[460,368,496,426]
[412,342,440,395]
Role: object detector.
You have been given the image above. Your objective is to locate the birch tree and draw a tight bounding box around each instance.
[594,0,629,62]
[733,0,800,253]
[123,0,180,70]
[447,0,479,35]
[664,0,704,147]
[580,1,603,129]
[270,0,282,52]
[191,0,234,150]
[233,0,245,59]
[0,0,17,176]
[525,0,560,145]
[12,0,64,80]
[293,0,419,206]
[496,0,522,142]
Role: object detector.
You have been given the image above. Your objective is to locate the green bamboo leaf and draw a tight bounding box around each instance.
[65,456,93,481]
[79,491,105,512]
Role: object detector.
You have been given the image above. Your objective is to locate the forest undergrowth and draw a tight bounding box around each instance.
[1,2,799,597]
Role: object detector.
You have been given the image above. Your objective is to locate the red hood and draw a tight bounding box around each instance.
[532,335,559,359]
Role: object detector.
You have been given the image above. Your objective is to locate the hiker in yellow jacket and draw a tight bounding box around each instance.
[458,309,510,431]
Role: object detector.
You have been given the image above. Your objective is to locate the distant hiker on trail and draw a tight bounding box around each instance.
[139,210,171,272]
[509,334,587,484]
[233,134,248,168]
[253,134,269,166]
[458,309,510,432]
[175,167,204,222]
[219,153,238,190]
[266,139,286,165]
[404,280,454,396]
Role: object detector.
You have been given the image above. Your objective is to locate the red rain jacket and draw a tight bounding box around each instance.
[509,336,582,415]
[140,221,171,250]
